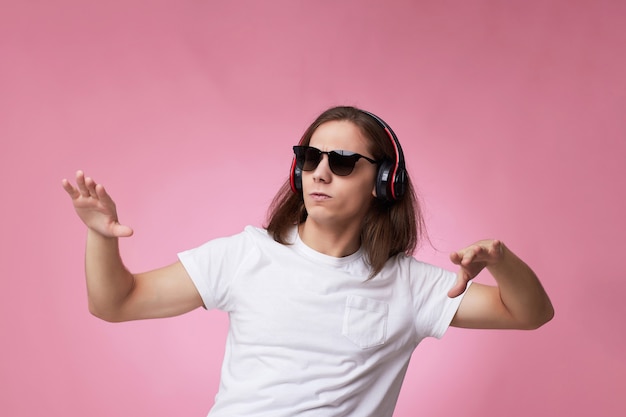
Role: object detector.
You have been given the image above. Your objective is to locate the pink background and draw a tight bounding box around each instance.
[1,1,624,416]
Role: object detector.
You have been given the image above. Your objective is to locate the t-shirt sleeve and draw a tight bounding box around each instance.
[177,229,253,311]
[410,260,471,340]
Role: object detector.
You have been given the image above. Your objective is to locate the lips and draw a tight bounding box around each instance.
[309,192,331,201]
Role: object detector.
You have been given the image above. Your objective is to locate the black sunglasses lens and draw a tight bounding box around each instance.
[293,147,322,171]
[301,147,322,171]
[328,152,357,176]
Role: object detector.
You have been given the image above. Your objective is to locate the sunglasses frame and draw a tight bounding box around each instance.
[293,145,379,177]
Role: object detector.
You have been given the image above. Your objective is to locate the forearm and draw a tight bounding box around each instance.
[84,229,135,321]
[487,244,554,329]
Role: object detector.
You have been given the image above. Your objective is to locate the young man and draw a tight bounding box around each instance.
[62,106,553,416]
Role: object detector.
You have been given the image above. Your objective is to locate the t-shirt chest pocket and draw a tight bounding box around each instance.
[342,295,389,349]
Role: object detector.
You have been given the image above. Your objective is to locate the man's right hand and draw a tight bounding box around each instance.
[62,170,133,238]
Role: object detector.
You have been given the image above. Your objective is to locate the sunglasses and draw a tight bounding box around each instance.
[293,145,378,176]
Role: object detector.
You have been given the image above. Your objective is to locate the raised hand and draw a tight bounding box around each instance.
[61,170,133,238]
[447,239,504,298]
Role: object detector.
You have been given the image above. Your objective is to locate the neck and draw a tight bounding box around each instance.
[298,220,362,258]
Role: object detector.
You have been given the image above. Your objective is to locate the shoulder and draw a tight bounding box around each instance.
[380,254,456,294]
[179,226,265,261]
[244,225,298,248]
[243,225,276,241]
[382,254,451,278]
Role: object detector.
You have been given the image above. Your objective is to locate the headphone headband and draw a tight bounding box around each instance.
[358,110,406,201]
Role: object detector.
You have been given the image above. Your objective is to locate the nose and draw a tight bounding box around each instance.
[311,153,332,183]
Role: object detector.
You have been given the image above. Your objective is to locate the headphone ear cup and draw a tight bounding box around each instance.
[290,158,303,193]
[377,161,408,201]
[392,167,407,200]
[376,160,393,201]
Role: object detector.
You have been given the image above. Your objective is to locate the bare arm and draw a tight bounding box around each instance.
[448,240,554,330]
[62,171,203,322]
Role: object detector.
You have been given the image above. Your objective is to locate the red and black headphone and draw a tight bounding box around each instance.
[290,109,407,202]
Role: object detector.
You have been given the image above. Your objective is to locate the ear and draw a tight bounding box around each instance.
[372,183,377,198]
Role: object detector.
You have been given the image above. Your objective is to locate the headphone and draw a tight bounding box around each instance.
[290,109,407,202]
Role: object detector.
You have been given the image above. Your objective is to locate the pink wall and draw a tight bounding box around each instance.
[1,1,624,416]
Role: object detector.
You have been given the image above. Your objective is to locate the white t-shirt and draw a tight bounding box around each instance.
[178,226,469,417]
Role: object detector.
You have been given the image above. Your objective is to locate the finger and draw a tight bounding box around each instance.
[94,183,111,203]
[492,240,504,257]
[451,247,480,266]
[449,251,462,265]
[447,272,469,298]
[474,240,502,262]
[61,178,80,199]
[466,244,493,265]
[461,247,479,266]
[75,171,91,197]
[84,176,100,198]
[112,223,134,238]
[95,184,115,207]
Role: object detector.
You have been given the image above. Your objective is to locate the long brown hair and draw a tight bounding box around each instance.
[265,106,425,277]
